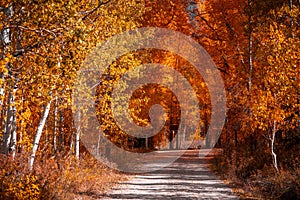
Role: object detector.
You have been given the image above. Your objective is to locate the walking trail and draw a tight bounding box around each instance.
[103,149,239,200]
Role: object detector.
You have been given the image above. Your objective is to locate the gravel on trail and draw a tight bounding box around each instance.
[103,149,239,200]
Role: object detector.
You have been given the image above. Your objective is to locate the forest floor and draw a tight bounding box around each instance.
[98,149,239,200]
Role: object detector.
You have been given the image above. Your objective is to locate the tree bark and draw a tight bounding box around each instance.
[247,0,253,93]
[248,32,253,92]
[96,130,101,156]
[29,101,51,171]
[75,110,81,159]
[58,110,64,151]
[0,74,5,108]
[18,90,25,154]
[53,97,58,154]
[11,105,17,159]
[3,87,15,154]
[271,120,279,172]
[1,5,13,154]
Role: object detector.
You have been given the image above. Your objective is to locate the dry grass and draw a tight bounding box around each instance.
[209,148,300,200]
[0,152,128,200]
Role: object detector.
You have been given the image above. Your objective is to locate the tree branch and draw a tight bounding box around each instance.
[198,15,223,42]
[12,41,42,57]
[6,25,63,38]
[82,0,111,21]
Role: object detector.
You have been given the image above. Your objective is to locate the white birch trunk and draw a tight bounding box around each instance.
[1,5,13,154]
[3,6,13,45]
[248,28,253,92]
[0,5,13,106]
[18,90,25,154]
[8,79,18,158]
[3,5,19,158]
[75,110,81,159]
[0,5,12,102]
[11,106,17,159]
[247,0,253,93]
[0,74,5,108]
[53,97,58,154]
[271,120,279,172]
[70,131,74,153]
[271,92,279,172]
[5,78,18,156]
[96,131,101,156]
[29,101,51,171]
[3,89,13,154]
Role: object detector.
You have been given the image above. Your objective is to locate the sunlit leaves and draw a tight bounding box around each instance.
[251,4,300,132]
[0,0,146,158]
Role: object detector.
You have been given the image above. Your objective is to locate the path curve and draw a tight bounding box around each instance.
[103,149,239,200]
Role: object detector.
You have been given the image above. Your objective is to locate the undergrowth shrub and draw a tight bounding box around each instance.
[0,152,125,199]
[0,153,40,200]
[254,166,300,199]
[210,143,300,200]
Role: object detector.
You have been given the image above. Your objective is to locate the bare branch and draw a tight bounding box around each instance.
[12,41,42,57]
[6,25,63,38]
[82,0,111,21]
[198,15,223,42]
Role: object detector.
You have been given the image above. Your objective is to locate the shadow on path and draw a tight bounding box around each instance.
[102,149,239,200]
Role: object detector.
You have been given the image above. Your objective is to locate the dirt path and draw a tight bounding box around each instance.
[103,149,239,199]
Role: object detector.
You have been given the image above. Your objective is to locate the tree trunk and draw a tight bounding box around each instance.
[11,105,17,159]
[248,32,253,92]
[96,131,101,156]
[3,88,14,154]
[247,0,253,93]
[225,117,230,156]
[2,5,20,158]
[1,5,13,154]
[0,74,5,108]
[53,97,58,154]
[289,0,293,20]
[18,90,25,154]
[58,111,64,151]
[271,120,279,172]
[70,131,74,153]
[30,101,51,171]
[2,5,12,45]
[75,110,81,159]
[270,91,279,172]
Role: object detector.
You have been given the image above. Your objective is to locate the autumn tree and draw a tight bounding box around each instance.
[0,0,145,174]
[198,0,299,179]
